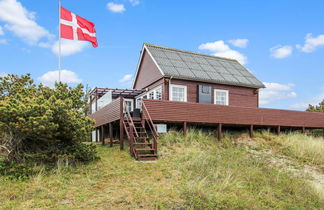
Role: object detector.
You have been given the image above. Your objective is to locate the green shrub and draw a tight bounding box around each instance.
[0,158,34,180]
[0,74,98,179]
[59,143,99,163]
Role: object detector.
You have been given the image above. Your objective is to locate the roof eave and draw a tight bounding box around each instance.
[165,75,265,89]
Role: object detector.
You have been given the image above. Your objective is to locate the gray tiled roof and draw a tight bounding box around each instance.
[145,43,265,88]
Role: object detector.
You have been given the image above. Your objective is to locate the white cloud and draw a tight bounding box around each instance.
[199,40,247,64]
[107,2,126,13]
[270,45,293,59]
[228,39,249,48]
[129,0,140,6]
[119,74,133,84]
[259,82,297,105]
[290,89,324,110]
[296,33,324,53]
[0,26,4,35]
[38,70,82,87]
[51,39,89,56]
[0,0,52,45]
[0,39,7,44]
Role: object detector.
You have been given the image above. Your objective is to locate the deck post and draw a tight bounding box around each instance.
[101,125,105,145]
[217,123,222,141]
[96,128,99,142]
[249,125,254,138]
[276,126,281,135]
[119,97,124,150]
[183,122,188,136]
[109,123,113,147]
[302,127,306,134]
[129,124,134,157]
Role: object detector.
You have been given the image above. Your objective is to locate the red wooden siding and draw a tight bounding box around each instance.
[142,99,324,128]
[89,97,121,127]
[144,78,165,94]
[133,50,164,89]
[167,79,259,108]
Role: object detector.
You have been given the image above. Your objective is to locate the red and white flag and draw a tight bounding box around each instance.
[60,7,98,48]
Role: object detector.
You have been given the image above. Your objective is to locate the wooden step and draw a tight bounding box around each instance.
[137,157,158,161]
[132,118,142,122]
[136,136,149,139]
[135,148,155,151]
[133,142,152,145]
[138,153,157,157]
[137,153,157,157]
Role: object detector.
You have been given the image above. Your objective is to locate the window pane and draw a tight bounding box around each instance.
[215,90,228,105]
[202,85,210,94]
[149,91,154,99]
[172,86,185,101]
[155,88,162,100]
[125,101,132,112]
[136,98,142,108]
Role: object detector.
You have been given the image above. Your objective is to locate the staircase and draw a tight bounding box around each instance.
[122,101,158,161]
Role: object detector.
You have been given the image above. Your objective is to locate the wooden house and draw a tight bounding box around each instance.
[89,43,324,161]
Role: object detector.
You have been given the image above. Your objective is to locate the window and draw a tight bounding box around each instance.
[155,87,162,100]
[124,99,134,112]
[148,91,154,99]
[202,85,210,94]
[214,89,229,105]
[170,84,187,102]
[136,98,142,109]
[135,86,163,109]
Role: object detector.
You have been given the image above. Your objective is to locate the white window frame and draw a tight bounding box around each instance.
[136,97,142,109]
[135,85,163,109]
[124,98,134,112]
[214,89,229,106]
[170,84,187,102]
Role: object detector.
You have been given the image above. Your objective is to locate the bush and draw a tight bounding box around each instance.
[0,74,98,178]
[0,158,34,180]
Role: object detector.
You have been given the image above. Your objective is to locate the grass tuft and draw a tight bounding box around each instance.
[254,131,324,166]
[0,129,323,209]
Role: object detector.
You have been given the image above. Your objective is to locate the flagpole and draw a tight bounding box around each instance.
[58,0,62,83]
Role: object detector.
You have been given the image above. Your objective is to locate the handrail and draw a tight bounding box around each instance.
[142,101,159,138]
[123,100,139,138]
[122,120,130,139]
[142,101,158,151]
[129,123,137,159]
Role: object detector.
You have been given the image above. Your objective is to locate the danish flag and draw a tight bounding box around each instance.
[60,7,98,48]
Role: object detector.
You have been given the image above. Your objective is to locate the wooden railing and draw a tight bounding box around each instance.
[88,97,121,127]
[142,101,158,151]
[122,99,139,157]
[123,100,139,138]
[142,99,324,129]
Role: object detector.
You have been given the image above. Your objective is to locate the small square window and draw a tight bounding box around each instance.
[170,85,187,102]
[202,85,210,94]
[214,89,229,106]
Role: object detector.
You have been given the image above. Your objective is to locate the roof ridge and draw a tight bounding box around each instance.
[144,43,238,62]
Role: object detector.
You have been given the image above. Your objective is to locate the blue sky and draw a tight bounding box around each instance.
[0,0,323,110]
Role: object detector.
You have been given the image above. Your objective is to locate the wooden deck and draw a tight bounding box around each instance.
[88,97,324,153]
[89,97,324,129]
[142,99,324,129]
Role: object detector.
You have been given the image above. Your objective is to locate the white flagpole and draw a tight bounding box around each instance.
[58,0,62,83]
